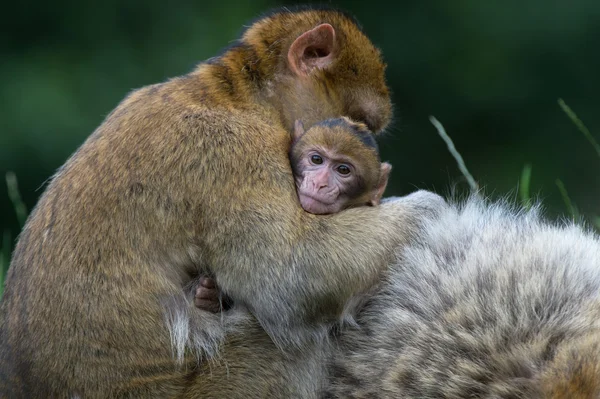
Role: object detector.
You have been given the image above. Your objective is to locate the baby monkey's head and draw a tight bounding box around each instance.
[290,117,391,215]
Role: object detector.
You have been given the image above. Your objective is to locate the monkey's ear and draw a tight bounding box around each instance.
[288,24,336,76]
[293,120,305,141]
[370,162,392,206]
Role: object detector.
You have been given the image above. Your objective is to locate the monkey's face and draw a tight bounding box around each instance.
[329,45,392,134]
[290,121,383,215]
[300,62,392,135]
[294,149,359,215]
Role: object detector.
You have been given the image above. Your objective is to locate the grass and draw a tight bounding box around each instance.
[558,98,600,158]
[555,179,580,221]
[6,172,28,228]
[432,98,597,229]
[429,116,479,192]
[1,172,28,297]
[558,99,600,228]
[0,230,10,296]
[519,164,533,209]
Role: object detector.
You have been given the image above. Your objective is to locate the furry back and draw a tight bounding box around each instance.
[327,197,600,398]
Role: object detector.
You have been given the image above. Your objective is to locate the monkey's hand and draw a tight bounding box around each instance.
[194,276,224,313]
[381,190,448,220]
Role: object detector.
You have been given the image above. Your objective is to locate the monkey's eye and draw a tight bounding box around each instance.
[337,165,351,175]
[311,154,323,165]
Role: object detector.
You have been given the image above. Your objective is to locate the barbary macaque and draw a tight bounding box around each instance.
[0,7,445,397]
[291,117,391,215]
[326,197,600,398]
[196,116,392,311]
[5,5,592,398]
[195,196,600,398]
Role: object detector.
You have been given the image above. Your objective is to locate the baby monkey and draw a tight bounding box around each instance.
[195,117,391,311]
[290,117,391,215]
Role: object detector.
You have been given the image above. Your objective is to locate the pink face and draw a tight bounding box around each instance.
[295,148,360,215]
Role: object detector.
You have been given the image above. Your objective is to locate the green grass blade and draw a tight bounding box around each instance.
[0,230,11,298]
[558,98,600,159]
[555,179,579,220]
[6,171,28,228]
[519,164,532,209]
[429,116,479,192]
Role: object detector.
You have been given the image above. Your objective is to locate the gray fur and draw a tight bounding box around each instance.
[326,196,600,398]
[163,292,252,365]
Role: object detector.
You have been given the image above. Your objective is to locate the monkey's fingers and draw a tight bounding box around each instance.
[194,298,222,313]
[195,286,219,301]
[199,275,217,289]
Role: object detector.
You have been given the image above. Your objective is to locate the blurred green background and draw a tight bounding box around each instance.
[1,0,599,248]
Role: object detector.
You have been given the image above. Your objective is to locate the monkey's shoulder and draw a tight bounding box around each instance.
[99,75,279,139]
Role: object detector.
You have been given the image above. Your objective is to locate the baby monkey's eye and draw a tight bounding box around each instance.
[337,165,351,175]
[311,154,323,165]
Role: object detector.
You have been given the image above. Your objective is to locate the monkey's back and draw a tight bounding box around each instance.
[328,198,600,398]
[0,73,295,397]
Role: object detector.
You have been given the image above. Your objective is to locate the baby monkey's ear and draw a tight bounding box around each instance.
[288,24,336,76]
[369,162,392,206]
[292,120,306,142]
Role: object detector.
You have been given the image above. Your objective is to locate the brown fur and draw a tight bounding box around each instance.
[0,7,439,397]
[541,330,600,398]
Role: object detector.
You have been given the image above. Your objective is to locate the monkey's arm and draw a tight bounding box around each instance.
[176,111,445,347]
[210,190,444,347]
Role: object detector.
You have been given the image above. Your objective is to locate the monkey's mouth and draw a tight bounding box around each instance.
[298,191,337,205]
[298,193,339,215]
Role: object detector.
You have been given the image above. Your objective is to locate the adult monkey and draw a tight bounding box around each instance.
[194,197,600,398]
[327,198,600,398]
[0,7,443,398]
